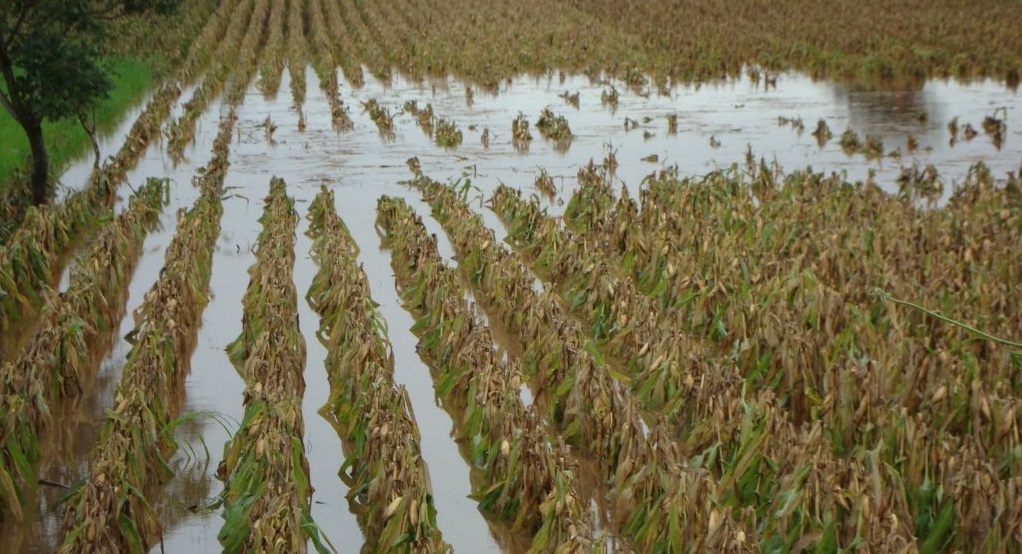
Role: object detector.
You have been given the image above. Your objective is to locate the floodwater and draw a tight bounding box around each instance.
[2,67,1019,553]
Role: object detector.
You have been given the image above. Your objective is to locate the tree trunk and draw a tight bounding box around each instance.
[25,119,49,205]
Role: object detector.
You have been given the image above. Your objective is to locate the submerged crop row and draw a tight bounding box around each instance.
[377,196,597,552]
[306,186,448,552]
[0,178,166,523]
[217,177,329,553]
[58,109,236,552]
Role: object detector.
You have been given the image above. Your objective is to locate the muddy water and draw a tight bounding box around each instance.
[3,66,1019,553]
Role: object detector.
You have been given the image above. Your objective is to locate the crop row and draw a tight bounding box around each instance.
[217,177,328,553]
[0,81,182,344]
[57,109,236,552]
[306,186,448,552]
[257,0,287,98]
[285,0,308,110]
[409,175,755,550]
[492,182,706,421]
[167,0,262,159]
[175,0,247,84]
[377,196,597,552]
[0,179,166,523]
[308,0,355,130]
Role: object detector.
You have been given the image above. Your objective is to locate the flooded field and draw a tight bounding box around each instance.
[1,0,1021,552]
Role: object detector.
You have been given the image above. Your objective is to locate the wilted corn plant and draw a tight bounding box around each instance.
[58,110,236,552]
[216,178,331,554]
[0,179,166,522]
[434,117,463,148]
[409,175,757,551]
[305,186,449,552]
[362,98,396,139]
[403,101,436,136]
[534,169,556,200]
[512,112,533,151]
[376,196,600,551]
[535,108,574,152]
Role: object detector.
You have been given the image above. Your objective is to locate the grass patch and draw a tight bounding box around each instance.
[0,56,152,186]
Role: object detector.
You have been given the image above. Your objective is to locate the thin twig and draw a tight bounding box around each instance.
[875,288,1022,349]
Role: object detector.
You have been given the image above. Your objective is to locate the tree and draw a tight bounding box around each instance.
[0,0,174,205]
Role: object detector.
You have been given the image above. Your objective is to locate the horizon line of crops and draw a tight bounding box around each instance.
[58,109,236,552]
[498,167,1020,548]
[305,186,449,552]
[565,0,1021,85]
[308,0,355,130]
[0,178,167,523]
[408,175,764,549]
[565,162,1022,459]
[216,177,330,553]
[167,0,263,160]
[377,196,599,552]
